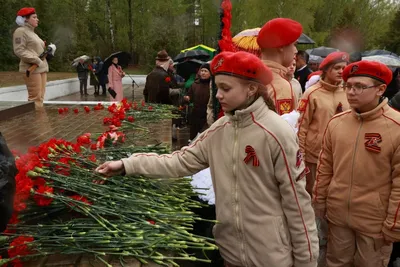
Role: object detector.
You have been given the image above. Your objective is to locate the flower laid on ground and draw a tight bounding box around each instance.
[0,99,216,266]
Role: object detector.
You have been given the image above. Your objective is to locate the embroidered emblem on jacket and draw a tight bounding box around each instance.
[298,99,308,112]
[336,102,343,114]
[365,133,382,153]
[244,145,260,167]
[276,99,292,114]
[14,37,21,44]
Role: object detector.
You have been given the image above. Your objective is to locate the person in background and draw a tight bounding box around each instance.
[143,50,174,104]
[90,58,100,95]
[313,61,399,267]
[95,51,319,267]
[77,59,89,96]
[305,71,322,91]
[297,52,350,196]
[184,63,211,141]
[94,57,107,96]
[308,55,323,72]
[384,67,400,100]
[286,58,302,104]
[389,68,400,109]
[107,57,125,102]
[257,18,302,115]
[295,50,312,92]
[13,7,48,109]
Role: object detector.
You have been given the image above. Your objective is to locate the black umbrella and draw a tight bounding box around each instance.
[175,59,205,80]
[362,50,398,57]
[174,50,210,63]
[297,33,315,44]
[104,51,131,69]
[306,47,339,58]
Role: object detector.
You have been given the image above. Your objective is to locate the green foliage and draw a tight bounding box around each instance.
[0,0,398,72]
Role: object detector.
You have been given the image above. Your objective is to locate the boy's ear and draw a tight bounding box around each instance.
[377,84,387,96]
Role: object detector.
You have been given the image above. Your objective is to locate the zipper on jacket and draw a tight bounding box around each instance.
[232,121,247,266]
[347,116,363,226]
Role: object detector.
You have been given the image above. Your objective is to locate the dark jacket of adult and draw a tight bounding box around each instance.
[143,66,171,104]
[187,78,210,117]
[0,133,17,232]
[76,63,88,80]
[295,66,312,92]
[384,68,399,100]
[94,57,108,85]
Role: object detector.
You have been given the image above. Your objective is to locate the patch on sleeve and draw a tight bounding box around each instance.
[276,99,293,115]
[14,37,21,44]
[297,99,308,112]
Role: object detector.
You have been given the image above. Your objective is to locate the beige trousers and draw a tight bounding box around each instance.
[23,72,47,109]
[326,223,392,267]
[306,162,317,196]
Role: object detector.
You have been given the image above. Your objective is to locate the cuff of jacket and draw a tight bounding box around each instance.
[294,259,318,267]
[382,226,400,241]
[121,158,134,175]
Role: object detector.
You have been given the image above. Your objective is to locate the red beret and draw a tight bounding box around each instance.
[211,51,273,85]
[342,61,393,85]
[319,52,349,70]
[257,18,302,49]
[17,7,36,17]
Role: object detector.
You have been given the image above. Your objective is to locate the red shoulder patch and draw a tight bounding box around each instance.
[298,99,308,112]
[276,99,293,115]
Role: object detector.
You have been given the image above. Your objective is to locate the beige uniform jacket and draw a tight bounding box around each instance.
[122,97,319,267]
[13,24,48,73]
[314,99,400,240]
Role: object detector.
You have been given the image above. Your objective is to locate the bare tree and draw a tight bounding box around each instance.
[127,0,134,61]
[105,0,115,50]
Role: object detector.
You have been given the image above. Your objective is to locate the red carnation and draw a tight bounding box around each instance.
[77,133,92,145]
[58,108,64,114]
[33,185,54,206]
[148,220,156,225]
[73,108,79,114]
[88,154,96,163]
[127,116,135,122]
[165,76,171,83]
[63,107,69,112]
[118,113,126,120]
[69,195,92,205]
[90,143,97,150]
[148,106,153,111]
[141,100,145,107]
[8,236,35,259]
[84,106,90,113]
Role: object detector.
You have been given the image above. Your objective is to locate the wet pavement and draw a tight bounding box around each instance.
[0,85,190,153]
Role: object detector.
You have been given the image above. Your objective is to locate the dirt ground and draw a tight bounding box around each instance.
[0,71,76,88]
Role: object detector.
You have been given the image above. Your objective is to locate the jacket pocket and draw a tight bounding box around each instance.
[375,193,387,218]
[274,216,290,250]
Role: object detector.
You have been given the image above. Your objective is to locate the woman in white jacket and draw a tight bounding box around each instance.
[96,51,319,267]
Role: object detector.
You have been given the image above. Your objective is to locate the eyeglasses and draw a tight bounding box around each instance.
[344,83,377,95]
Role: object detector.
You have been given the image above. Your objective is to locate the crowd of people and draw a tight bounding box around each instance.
[4,5,400,267]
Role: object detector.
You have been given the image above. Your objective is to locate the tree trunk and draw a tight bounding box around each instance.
[127,0,134,63]
[105,0,115,51]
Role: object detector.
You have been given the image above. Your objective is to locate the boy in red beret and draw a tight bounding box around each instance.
[257,18,302,115]
[313,61,400,266]
[96,51,319,267]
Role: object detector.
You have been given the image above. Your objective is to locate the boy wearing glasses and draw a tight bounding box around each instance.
[313,60,398,266]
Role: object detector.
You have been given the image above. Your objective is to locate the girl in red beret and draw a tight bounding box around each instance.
[96,51,319,267]
[313,60,399,266]
[13,7,48,109]
[297,52,350,196]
